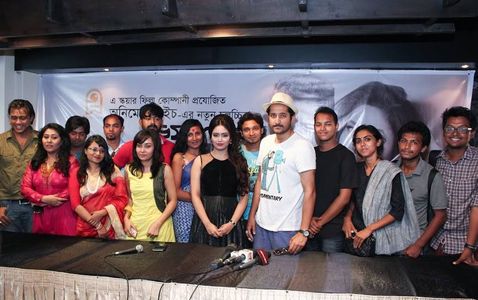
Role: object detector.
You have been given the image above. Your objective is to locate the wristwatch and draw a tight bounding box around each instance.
[464,243,477,252]
[298,229,310,238]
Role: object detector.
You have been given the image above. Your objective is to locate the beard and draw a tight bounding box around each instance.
[105,134,117,141]
[147,125,159,132]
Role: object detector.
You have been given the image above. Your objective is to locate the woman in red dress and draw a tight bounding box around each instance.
[69,135,128,239]
[21,123,77,236]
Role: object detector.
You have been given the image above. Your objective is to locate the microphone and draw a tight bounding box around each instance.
[210,243,237,270]
[222,249,254,265]
[232,249,271,271]
[219,243,237,261]
[113,244,144,256]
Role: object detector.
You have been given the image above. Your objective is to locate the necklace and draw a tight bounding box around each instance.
[86,172,102,194]
[40,161,55,179]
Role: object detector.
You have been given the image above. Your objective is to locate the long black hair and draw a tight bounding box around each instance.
[77,135,116,186]
[209,114,249,196]
[31,123,71,177]
[129,129,163,178]
[170,119,208,161]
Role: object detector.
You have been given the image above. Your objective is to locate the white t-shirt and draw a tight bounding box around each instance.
[255,133,316,231]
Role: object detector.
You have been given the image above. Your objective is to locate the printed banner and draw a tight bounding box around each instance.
[38,69,474,159]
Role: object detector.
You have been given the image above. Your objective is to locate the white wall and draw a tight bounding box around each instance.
[15,71,40,129]
[0,54,40,131]
[0,55,15,132]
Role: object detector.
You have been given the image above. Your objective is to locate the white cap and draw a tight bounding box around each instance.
[262,92,298,114]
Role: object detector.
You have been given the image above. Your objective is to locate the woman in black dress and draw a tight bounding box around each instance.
[189,114,249,247]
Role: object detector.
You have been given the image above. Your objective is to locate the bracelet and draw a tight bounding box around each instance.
[124,205,133,213]
[228,219,237,226]
[464,243,477,252]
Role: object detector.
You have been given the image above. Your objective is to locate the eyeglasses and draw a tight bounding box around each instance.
[444,126,472,134]
[87,147,105,154]
[353,135,375,145]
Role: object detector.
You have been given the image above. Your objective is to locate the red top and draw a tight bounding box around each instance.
[69,165,128,239]
[21,156,78,236]
[113,135,174,168]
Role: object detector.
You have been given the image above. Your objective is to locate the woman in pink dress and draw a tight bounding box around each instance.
[21,123,78,236]
[69,135,128,239]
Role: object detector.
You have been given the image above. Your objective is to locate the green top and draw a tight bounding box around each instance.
[0,128,38,200]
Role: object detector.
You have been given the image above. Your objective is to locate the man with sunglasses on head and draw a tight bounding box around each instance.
[0,99,38,232]
[431,106,478,266]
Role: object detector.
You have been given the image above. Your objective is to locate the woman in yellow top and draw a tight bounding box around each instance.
[123,129,177,242]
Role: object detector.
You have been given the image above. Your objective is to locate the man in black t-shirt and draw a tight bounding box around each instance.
[306,107,358,252]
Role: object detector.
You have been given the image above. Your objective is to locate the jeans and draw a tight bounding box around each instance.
[305,234,344,253]
[253,224,296,251]
[0,200,33,233]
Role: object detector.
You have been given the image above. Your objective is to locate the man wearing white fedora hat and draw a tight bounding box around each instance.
[246,92,316,254]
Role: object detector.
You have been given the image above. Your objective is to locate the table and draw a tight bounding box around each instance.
[0,232,476,299]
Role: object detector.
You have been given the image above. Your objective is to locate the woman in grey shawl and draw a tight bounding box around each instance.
[342,125,420,255]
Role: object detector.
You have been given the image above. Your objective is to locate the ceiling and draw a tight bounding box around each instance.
[1,0,478,71]
[1,0,477,49]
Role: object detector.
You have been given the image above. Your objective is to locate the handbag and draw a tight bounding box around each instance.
[344,234,376,257]
[344,215,376,257]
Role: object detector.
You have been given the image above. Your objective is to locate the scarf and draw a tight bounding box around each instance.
[362,160,420,255]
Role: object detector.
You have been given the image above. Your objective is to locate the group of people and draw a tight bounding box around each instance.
[0,93,477,267]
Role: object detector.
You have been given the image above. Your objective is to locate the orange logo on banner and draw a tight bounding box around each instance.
[85,89,103,116]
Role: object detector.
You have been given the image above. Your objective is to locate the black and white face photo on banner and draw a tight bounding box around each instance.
[39,69,473,160]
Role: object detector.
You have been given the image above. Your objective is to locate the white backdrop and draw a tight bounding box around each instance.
[38,69,474,159]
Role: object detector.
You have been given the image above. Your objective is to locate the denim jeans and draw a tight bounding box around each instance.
[305,234,345,253]
[253,224,296,251]
[0,200,33,233]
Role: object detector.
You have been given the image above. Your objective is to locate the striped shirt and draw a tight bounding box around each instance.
[431,146,478,254]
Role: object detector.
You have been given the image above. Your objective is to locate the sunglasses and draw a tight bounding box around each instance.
[272,247,290,256]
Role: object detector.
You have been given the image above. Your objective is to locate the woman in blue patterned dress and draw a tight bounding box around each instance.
[170,119,208,242]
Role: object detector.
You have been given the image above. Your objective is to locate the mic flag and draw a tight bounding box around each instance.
[113,244,144,256]
[256,248,271,265]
